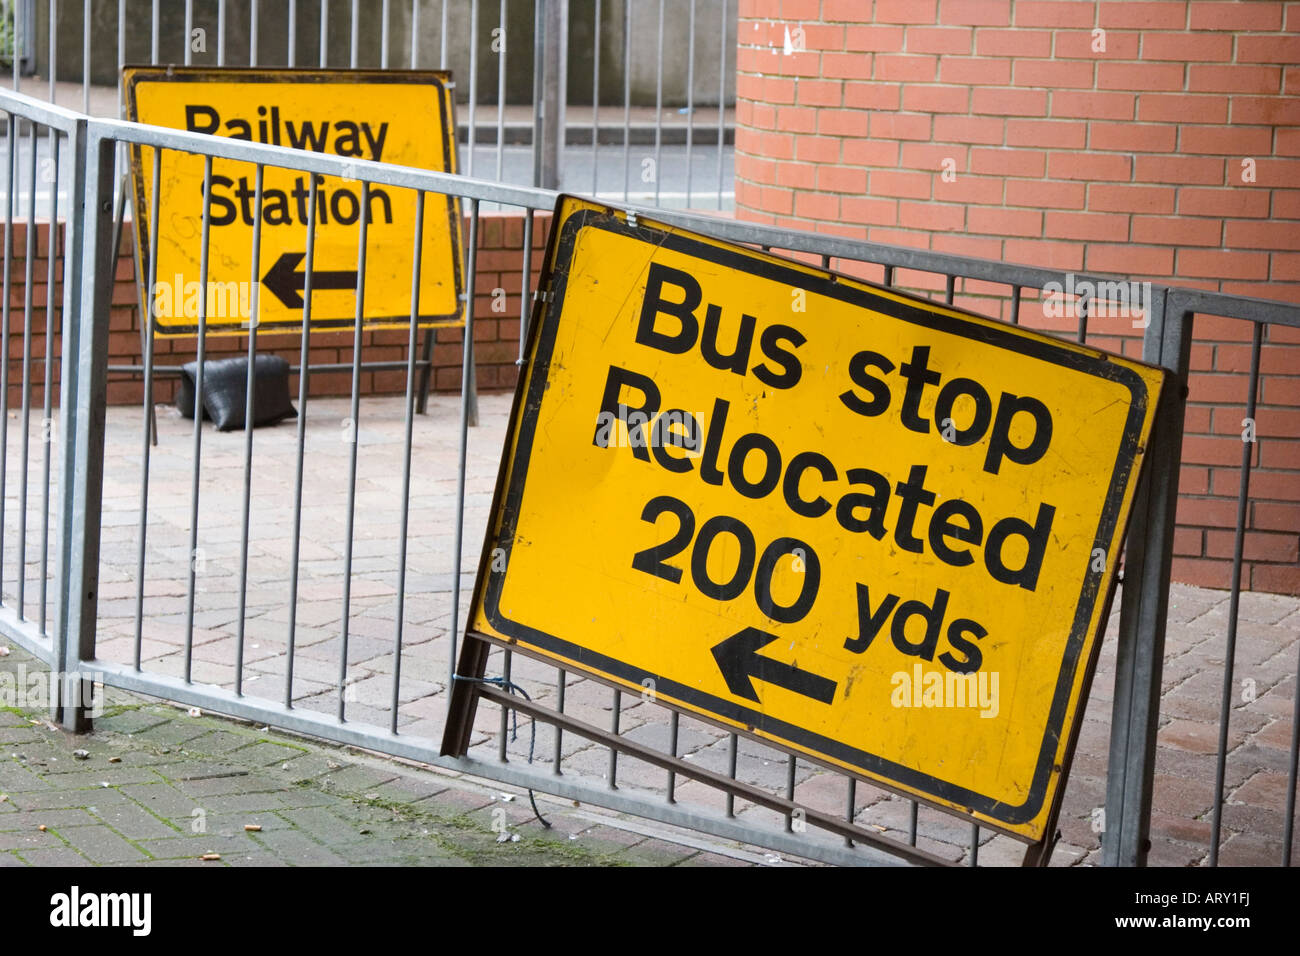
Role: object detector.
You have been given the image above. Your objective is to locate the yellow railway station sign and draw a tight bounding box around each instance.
[458,197,1166,842]
[124,67,464,336]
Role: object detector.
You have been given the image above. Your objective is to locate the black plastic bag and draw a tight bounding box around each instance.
[176,355,298,431]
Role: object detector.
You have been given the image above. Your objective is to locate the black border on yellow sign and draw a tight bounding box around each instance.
[466,199,1161,834]
[122,66,464,336]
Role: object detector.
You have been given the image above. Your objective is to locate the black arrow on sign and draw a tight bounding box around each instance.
[261,252,358,309]
[711,627,837,706]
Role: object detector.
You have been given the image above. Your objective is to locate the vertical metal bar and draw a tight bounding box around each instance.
[415,331,436,416]
[465,322,479,431]
[466,0,478,177]
[284,174,319,709]
[218,0,226,65]
[1077,294,1089,343]
[883,264,894,287]
[908,802,918,845]
[108,160,130,556]
[349,0,358,67]
[49,0,56,103]
[56,122,113,731]
[608,687,621,788]
[498,648,512,761]
[1208,321,1263,866]
[969,824,980,866]
[529,0,543,187]
[1104,288,1189,867]
[590,0,600,196]
[784,755,796,832]
[1,113,14,597]
[319,0,328,67]
[10,0,18,90]
[336,179,371,722]
[518,207,533,360]
[944,274,955,305]
[715,0,726,210]
[381,0,390,67]
[843,778,856,847]
[556,0,568,175]
[116,166,145,450]
[495,0,505,183]
[409,0,418,68]
[440,0,448,68]
[81,0,89,113]
[287,0,296,66]
[151,0,160,63]
[182,157,214,685]
[1010,285,1021,325]
[665,710,679,802]
[184,0,193,66]
[46,112,74,717]
[552,667,565,773]
[414,91,456,417]
[684,0,695,205]
[653,0,663,205]
[117,0,125,115]
[390,190,425,733]
[10,0,19,92]
[250,0,260,67]
[233,164,264,697]
[38,129,61,635]
[446,198,479,696]
[620,0,630,201]
[133,148,162,671]
[17,117,38,619]
[724,732,738,817]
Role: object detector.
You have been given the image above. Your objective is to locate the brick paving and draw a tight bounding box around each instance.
[2,393,1297,866]
[0,644,774,867]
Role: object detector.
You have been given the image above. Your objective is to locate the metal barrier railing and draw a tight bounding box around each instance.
[1157,289,1300,868]
[0,75,1296,865]
[4,0,735,210]
[0,89,84,679]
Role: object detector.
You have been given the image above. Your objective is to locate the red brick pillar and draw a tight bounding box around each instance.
[733,0,1300,594]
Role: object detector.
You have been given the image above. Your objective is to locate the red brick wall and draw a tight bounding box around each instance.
[734,0,1300,594]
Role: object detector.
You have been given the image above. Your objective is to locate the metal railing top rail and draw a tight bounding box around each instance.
[87,113,560,211]
[1165,285,1300,329]
[637,203,1148,299]
[642,204,1300,333]
[0,84,86,130]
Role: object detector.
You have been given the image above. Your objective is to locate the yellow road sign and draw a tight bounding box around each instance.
[124,67,463,336]
[463,197,1166,841]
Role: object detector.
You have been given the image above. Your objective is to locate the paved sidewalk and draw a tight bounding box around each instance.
[0,645,772,868]
[2,394,1296,866]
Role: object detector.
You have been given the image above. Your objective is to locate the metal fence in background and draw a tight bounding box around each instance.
[4,0,736,211]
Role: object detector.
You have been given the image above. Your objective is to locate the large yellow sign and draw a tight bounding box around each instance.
[466,198,1165,841]
[124,67,463,336]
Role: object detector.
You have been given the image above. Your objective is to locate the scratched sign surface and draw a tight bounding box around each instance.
[125,67,463,335]
[467,197,1165,840]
